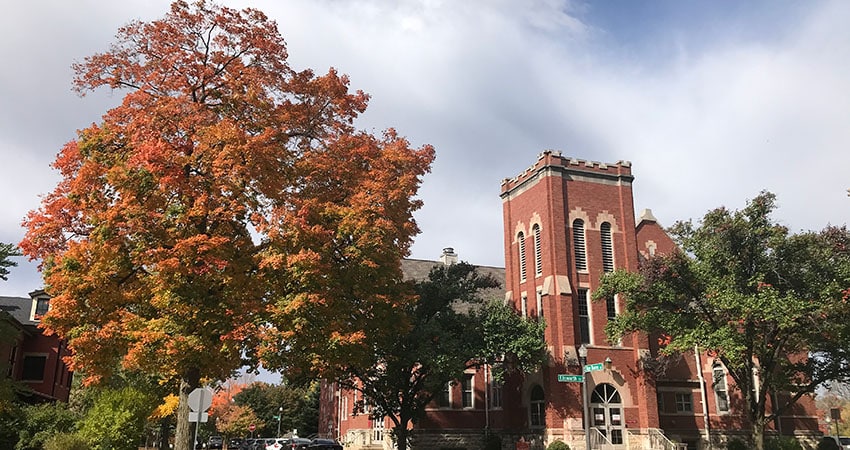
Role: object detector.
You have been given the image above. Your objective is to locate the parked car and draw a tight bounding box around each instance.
[207,435,224,449]
[264,438,287,450]
[308,438,343,450]
[287,438,312,449]
[228,437,243,449]
[826,436,850,450]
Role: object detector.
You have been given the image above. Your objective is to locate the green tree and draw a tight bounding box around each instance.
[20,3,432,450]
[0,242,19,282]
[233,382,308,437]
[15,402,79,450]
[596,192,850,450]
[337,262,548,450]
[77,386,159,450]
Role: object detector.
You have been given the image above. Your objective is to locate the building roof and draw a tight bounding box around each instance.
[401,258,507,307]
[0,295,34,326]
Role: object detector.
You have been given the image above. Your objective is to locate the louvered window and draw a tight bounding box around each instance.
[573,219,587,271]
[518,232,527,282]
[601,222,614,272]
[533,224,542,276]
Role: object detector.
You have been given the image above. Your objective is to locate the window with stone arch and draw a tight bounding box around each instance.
[600,222,614,272]
[530,384,546,428]
[532,224,542,277]
[713,363,730,413]
[572,219,587,272]
[518,231,527,282]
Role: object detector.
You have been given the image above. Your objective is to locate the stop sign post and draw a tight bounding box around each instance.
[188,387,214,448]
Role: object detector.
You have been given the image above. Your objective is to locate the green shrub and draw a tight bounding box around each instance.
[547,440,570,450]
[15,402,79,450]
[43,432,89,450]
[483,433,502,450]
[765,436,802,450]
[727,438,749,450]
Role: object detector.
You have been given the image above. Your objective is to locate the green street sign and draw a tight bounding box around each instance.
[584,363,604,373]
[273,415,280,420]
[557,374,584,383]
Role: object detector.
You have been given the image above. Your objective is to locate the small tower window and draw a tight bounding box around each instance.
[518,232,527,282]
[532,224,542,277]
[573,219,587,271]
[601,222,614,272]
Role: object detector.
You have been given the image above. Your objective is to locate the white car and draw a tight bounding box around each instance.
[264,439,287,450]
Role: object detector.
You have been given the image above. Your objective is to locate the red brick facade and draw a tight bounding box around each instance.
[319,151,820,450]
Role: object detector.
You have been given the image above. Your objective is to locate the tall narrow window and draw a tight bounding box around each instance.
[577,289,591,344]
[438,382,451,408]
[601,222,614,272]
[521,295,528,317]
[491,379,503,409]
[532,224,542,276]
[462,374,474,408]
[536,290,543,319]
[713,364,730,413]
[572,219,587,271]
[530,385,546,427]
[606,296,617,320]
[518,232,527,282]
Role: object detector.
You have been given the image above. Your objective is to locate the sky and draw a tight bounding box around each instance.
[1,0,849,298]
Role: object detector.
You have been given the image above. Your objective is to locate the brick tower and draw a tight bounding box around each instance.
[500,150,659,446]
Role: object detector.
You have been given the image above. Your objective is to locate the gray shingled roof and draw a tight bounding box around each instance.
[0,295,35,326]
[400,258,506,307]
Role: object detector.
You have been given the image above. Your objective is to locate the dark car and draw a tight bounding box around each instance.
[286,438,312,449]
[207,436,224,449]
[308,438,343,450]
[228,437,243,449]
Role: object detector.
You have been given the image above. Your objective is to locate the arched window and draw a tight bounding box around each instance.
[572,219,587,272]
[530,385,545,427]
[600,222,614,272]
[518,232,527,282]
[713,363,730,413]
[532,224,542,277]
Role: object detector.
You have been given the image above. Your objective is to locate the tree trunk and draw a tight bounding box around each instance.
[394,425,409,450]
[753,419,765,450]
[175,371,201,450]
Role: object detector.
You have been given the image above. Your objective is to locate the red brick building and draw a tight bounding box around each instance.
[0,290,73,403]
[319,152,820,449]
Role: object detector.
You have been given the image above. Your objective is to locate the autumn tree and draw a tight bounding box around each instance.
[232,381,315,438]
[337,262,547,450]
[596,192,850,450]
[20,2,433,450]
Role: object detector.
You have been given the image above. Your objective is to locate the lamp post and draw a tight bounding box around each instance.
[277,406,283,437]
[578,344,591,450]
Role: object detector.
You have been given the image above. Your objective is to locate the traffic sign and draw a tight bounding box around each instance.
[188,412,209,423]
[188,387,214,412]
[557,374,584,383]
[584,363,604,373]
[249,424,256,432]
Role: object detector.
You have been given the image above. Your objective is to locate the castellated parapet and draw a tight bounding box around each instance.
[500,150,633,196]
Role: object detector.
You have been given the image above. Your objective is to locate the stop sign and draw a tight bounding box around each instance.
[249,424,256,432]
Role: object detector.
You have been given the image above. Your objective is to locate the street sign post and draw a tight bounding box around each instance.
[557,374,584,383]
[584,363,604,373]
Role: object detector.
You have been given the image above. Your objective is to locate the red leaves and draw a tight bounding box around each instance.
[22,0,433,390]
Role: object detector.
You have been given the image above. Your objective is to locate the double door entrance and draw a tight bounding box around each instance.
[590,383,625,447]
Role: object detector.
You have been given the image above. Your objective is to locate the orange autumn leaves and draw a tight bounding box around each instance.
[20,0,434,388]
